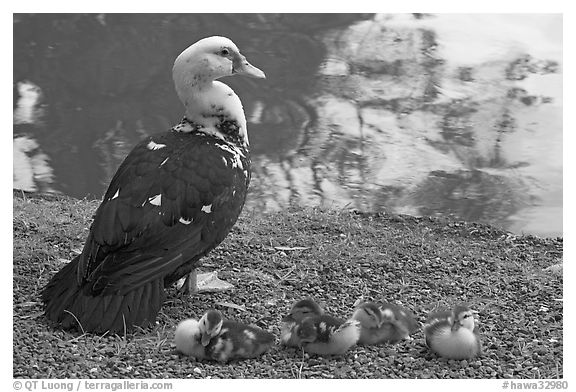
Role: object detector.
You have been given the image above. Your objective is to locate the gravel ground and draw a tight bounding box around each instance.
[13,193,563,379]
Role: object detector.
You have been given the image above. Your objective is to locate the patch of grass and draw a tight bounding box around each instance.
[13,193,563,379]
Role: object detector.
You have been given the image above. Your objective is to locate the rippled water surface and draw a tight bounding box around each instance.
[13,14,563,237]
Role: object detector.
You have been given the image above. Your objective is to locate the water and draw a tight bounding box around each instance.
[13,14,563,237]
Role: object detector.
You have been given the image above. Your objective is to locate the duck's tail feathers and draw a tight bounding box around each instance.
[42,257,165,334]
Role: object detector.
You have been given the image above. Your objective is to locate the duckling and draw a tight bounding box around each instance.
[295,315,361,356]
[423,304,481,360]
[175,310,275,363]
[280,298,324,347]
[351,302,419,345]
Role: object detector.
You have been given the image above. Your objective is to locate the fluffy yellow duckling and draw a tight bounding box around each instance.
[423,304,481,360]
[351,302,419,345]
[295,315,361,356]
[175,309,275,362]
[280,298,324,347]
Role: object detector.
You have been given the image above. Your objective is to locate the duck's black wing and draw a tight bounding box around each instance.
[42,129,250,333]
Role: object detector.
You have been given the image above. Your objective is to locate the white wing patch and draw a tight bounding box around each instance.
[147,140,167,150]
[111,189,120,200]
[148,194,162,206]
[201,204,212,213]
[159,157,169,167]
[179,217,193,225]
[173,122,195,133]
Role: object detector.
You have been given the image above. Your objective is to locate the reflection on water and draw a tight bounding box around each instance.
[13,14,562,237]
[13,81,56,193]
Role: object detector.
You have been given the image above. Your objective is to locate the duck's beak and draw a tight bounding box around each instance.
[233,54,266,79]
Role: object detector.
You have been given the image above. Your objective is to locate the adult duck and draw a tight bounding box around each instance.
[42,36,265,333]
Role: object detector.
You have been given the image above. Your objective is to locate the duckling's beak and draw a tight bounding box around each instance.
[232,54,266,79]
[451,320,461,332]
[201,332,212,347]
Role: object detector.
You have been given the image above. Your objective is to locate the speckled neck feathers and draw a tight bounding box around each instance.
[171,116,246,148]
[175,81,248,146]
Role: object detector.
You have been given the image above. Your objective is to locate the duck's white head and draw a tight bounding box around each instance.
[172,36,265,146]
[174,36,265,84]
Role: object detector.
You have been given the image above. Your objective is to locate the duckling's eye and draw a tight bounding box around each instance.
[462,314,471,319]
[219,48,230,57]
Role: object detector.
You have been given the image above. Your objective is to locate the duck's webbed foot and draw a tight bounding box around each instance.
[176,269,234,294]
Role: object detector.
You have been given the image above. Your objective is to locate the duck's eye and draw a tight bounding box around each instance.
[462,314,470,319]
[219,48,230,56]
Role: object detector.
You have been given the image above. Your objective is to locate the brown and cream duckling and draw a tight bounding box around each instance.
[175,309,275,362]
[423,304,481,360]
[351,301,419,345]
[280,298,324,347]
